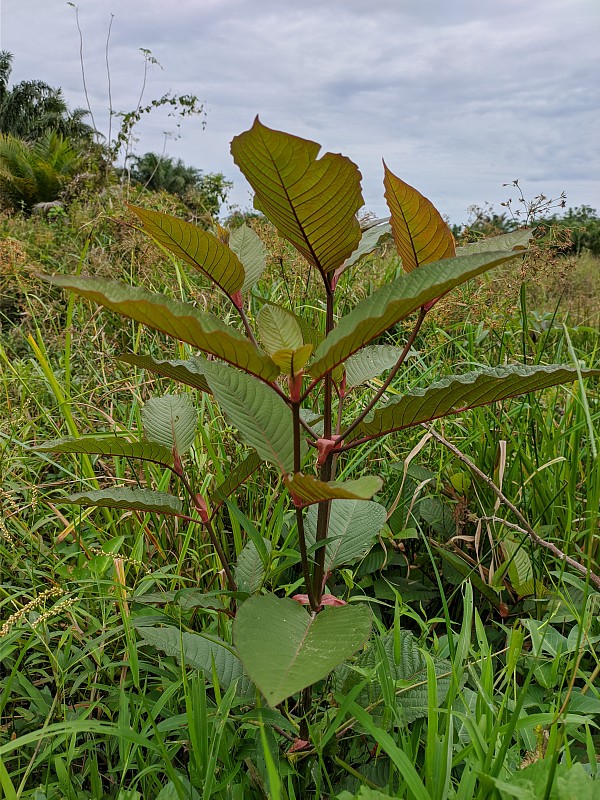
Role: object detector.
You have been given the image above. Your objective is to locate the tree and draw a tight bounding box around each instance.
[0,131,81,212]
[129,152,231,219]
[0,51,95,142]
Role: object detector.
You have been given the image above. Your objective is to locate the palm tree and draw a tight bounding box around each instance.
[0,51,95,142]
[0,131,81,212]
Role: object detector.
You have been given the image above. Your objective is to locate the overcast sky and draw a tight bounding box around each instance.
[1,0,599,224]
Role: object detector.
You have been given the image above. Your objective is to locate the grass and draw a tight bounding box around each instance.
[1,192,599,798]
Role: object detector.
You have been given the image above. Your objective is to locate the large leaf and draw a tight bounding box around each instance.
[228,223,267,293]
[234,594,371,706]
[456,229,533,256]
[235,537,272,594]
[128,204,244,297]
[65,487,183,515]
[230,117,363,276]
[355,364,600,439]
[118,354,211,394]
[286,473,383,506]
[44,275,279,381]
[345,345,405,388]
[202,360,304,473]
[335,631,452,725]
[383,163,455,272]
[142,394,198,455]
[135,625,254,699]
[309,250,524,380]
[257,303,303,354]
[339,220,392,273]
[305,499,387,573]
[34,435,174,467]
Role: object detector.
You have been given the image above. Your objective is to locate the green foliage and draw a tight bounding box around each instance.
[0,131,81,211]
[9,116,598,796]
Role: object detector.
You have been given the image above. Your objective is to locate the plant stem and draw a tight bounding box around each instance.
[313,285,335,602]
[292,401,319,611]
[176,468,237,591]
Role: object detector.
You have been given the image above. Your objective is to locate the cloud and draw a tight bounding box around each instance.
[1,0,598,221]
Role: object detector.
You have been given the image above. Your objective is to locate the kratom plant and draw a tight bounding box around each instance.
[37,118,599,719]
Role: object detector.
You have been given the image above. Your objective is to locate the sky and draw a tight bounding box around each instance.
[1,0,599,225]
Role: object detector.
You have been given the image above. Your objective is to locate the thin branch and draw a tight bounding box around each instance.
[292,401,319,611]
[338,306,427,445]
[424,423,600,590]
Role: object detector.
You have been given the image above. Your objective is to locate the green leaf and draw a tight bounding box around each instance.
[117,354,211,394]
[34,435,174,467]
[345,345,405,388]
[336,632,452,725]
[135,625,253,699]
[254,295,323,350]
[234,594,371,706]
[286,474,383,506]
[128,204,244,297]
[132,590,225,612]
[65,488,183,515]
[235,537,272,593]
[383,163,455,272]
[202,360,304,473]
[339,220,392,274]
[270,344,314,377]
[141,394,198,455]
[355,365,600,439]
[231,117,363,276]
[257,303,303,354]
[43,275,279,381]
[229,223,267,293]
[456,229,533,256]
[305,500,387,573]
[309,250,523,380]
[501,535,536,597]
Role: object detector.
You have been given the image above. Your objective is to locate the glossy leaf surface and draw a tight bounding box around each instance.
[34,435,174,467]
[286,473,383,506]
[45,275,278,381]
[309,250,523,380]
[231,117,363,275]
[383,163,455,272]
[128,204,244,296]
[356,364,600,439]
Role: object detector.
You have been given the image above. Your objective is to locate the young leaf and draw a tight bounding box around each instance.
[383,163,455,272]
[286,474,383,506]
[231,117,363,276]
[345,344,406,388]
[233,594,371,706]
[202,360,304,473]
[339,220,392,273]
[128,204,245,297]
[135,625,254,699]
[270,344,314,377]
[355,364,600,439]
[254,295,324,349]
[456,229,533,255]
[43,275,279,381]
[235,537,272,594]
[142,394,198,455]
[309,250,524,380]
[257,304,303,354]
[502,535,536,597]
[305,499,387,573]
[65,488,183,515]
[34,435,174,467]
[228,223,267,292]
